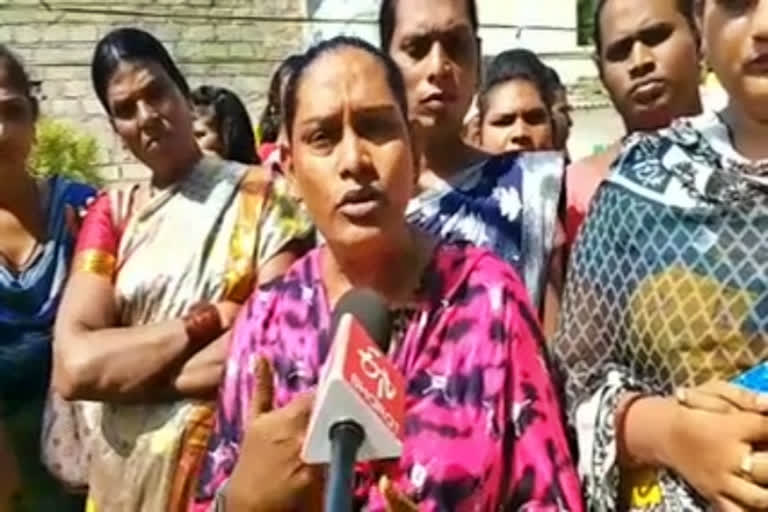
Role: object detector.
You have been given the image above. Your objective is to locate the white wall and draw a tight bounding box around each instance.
[478,0,577,55]
[305,0,580,54]
[305,0,379,45]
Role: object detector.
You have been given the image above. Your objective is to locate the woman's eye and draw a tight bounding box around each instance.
[402,38,430,60]
[308,131,331,147]
[112,101,135,119]
[716,0,753,14]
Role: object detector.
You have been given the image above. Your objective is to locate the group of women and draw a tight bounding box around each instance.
[3,0,768,510]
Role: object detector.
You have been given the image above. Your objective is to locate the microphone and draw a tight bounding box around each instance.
[302,289,406,512]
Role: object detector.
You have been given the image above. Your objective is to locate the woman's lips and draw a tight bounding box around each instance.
[337,187,386,219]
[630,79,667,105]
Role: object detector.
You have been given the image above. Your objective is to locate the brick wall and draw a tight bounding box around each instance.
[0,0,307,182]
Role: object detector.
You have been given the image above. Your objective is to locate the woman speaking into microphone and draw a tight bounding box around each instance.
[192,36,583,512]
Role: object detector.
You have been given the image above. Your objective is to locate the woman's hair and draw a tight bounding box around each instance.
[478,48,554,120]
[378,0,479,51]
[191,85,259,164]
[283,36,409,142]
[258,54,303,144]
[91,27,190,115]
[0,45,39,119]
[593,0,696,55]
[545,65,565,95]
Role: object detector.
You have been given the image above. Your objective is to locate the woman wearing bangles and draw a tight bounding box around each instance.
[52,28,312,512]
[553,0,768,510]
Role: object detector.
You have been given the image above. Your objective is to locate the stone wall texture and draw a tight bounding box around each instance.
[0,0,308,182]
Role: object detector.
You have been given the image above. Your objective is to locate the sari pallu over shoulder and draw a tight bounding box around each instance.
[406,151,564,309]
[72,157,312,512]
[552,112,768,511]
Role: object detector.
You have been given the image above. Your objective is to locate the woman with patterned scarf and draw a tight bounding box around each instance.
[553,0,768,510]
[380,0,564,322]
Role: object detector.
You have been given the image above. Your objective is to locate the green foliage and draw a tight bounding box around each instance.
[30,118,104,186]
[577,0,598,46]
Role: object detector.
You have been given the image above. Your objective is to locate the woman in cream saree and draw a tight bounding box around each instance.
[52,28,312,512]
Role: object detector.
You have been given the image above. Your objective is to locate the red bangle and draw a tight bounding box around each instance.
[615,391,647,466]
[183,302,223,348]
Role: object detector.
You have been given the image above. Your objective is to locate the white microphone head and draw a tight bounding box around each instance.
[303,291,405,464]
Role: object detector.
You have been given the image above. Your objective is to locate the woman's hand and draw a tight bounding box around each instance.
[660,400,768,510]
[214,301,241,331]
[379,476,418,512]
[226,358,323,512]
[675,380,768,415]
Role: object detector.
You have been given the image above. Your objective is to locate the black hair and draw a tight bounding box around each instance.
[283,36,409,142]
[258,54,303,144]
[593,0,696,55]
[379,0,479,51]
[545,65,565,93]
[0,45,39,119]
[191,85,259,165]
[91,27,190,115]
[478,48,554,121]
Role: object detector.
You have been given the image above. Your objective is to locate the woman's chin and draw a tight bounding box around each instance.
[322,224,391,253]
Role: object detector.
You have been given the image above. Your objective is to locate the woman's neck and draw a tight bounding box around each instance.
[321,227,429,307]
[722,103,768,161]
[0,164,45,244]
[0,163,37,211]
[152,143,204,190]
[420,130,485,184]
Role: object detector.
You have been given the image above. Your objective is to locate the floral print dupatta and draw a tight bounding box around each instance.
[406,152,564,308]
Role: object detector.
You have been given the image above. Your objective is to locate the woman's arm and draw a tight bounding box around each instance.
[175,240,312,400]
[171,330,231,400]
[52,193,228,403]
[541,244,565,340]
[52,271,201,402]
[180,207,314,399]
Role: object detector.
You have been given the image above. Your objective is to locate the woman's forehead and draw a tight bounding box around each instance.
[600,0,681,44]
[488,79,545,104]
[107,60,166,94]
[296,50,393,109]
[392,0,472,38]
[192,103,216,119]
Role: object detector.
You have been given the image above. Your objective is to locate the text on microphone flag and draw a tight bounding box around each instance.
[343,318,405,438]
